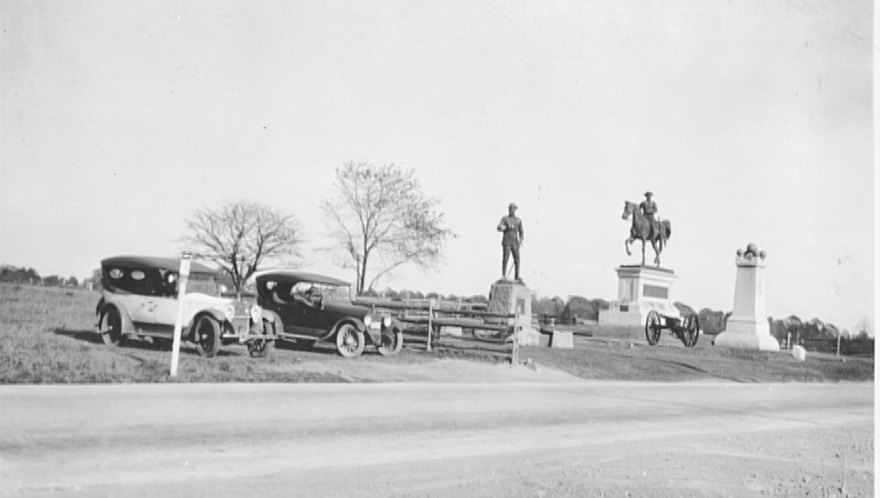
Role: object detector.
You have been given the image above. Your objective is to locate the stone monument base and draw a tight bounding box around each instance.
[714,331,780,351]
[598,265,680,327]
[488,279,539,346]
[714,317,780,352]
[599,301,681,327]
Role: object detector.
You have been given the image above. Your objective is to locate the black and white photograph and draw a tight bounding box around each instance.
[0,1,874,496]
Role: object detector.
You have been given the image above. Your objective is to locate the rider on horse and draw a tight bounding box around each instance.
[639,191,660,240]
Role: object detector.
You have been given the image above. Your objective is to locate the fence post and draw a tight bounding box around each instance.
[426,300,433,352]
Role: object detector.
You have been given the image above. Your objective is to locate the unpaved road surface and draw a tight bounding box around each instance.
[1,380,873,497]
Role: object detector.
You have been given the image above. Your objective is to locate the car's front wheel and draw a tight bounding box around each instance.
[192,315,222,357]
[377,330,404,357]
[247,319,275,358]
[100,307,124,346]
[335,323,365,358]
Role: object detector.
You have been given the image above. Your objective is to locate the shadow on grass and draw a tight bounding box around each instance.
[274,338,324,353]
[52,328,104,345]
[51,328,242,357]
[273,335,421,359]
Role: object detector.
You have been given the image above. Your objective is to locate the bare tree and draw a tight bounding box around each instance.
[185,200,302,295]
[322,162,455,294]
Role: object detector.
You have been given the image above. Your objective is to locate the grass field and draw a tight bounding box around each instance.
[0,283,874,383]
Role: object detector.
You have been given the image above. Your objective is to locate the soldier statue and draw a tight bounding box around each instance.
[497,202,523,282]
[640,191,659,239]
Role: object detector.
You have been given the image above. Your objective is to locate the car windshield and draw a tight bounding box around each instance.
[319,283,351,302]
[185,273,219,296]
[157,270,219,297]
[265,280,351,305]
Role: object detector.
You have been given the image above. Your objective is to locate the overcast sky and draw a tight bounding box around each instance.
[1,0,874,333]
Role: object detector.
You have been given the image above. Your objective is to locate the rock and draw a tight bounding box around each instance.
[517,327,542,346]
[550,330,574,349]
[440,326,462,336]
[792,345,807,361]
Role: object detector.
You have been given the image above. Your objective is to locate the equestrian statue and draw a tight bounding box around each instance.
[622,191,671,267]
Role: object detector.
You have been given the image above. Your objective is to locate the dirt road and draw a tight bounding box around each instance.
[1,379,873,497]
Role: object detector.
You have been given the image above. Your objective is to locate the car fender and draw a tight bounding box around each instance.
[98,302,135,336]
[260,310,284,334]
[388,317,405,333]
[187,309,229,341]
[331,317,380,344]
[186,310,226,338]
[94,297,105,319]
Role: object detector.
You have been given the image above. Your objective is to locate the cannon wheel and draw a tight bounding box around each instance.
[645,310,663,346]
[681,313,700,348]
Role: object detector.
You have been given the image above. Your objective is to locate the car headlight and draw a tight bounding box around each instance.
[382,316,391,328]
[250,304,262,322]
[224,304,235,322]
[363,315,372,328]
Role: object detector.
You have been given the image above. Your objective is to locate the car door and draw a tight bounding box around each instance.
[150,294,180,330]
[116,292,152,325]
[286,283,324,336]
[124,268,157,325]
[149,272,181,329]
[263,281,301,336]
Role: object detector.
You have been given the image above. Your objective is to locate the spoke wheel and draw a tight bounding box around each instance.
[335,323,365,358]
[645,310,663,346]
[193,315,221,358]
[377,330,404,357]
[682,314,700,348]
[247,319,275,358]
[100,307,123,346]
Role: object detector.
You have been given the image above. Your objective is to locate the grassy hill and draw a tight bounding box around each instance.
[0,283,873,384]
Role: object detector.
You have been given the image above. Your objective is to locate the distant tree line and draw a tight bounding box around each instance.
[359,287,488,305]
[0,265,80,288]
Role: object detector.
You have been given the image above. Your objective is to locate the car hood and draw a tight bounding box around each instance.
[183,293,233,307]
[322,300,370,318]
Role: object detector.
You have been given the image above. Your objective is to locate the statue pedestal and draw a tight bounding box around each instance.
[488,280,539,345]
[714,250,779,351]
[598,265,681,327]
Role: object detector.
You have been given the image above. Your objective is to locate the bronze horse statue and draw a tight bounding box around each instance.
[622,201,671,266]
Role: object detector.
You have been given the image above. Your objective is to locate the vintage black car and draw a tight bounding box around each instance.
[95,255,275,358]
[254,271,404,357]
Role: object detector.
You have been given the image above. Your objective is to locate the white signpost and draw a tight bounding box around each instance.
[170,253,192,377]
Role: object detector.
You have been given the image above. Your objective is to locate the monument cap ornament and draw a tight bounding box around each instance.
[736,242,767,261]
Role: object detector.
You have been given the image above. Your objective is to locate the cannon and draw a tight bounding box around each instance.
[644,310,700,348]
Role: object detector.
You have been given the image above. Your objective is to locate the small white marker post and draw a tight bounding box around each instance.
[169,253,192,378]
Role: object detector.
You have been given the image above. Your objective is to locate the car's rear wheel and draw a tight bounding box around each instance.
[192,315,221,357]
[100,307,124,346]
[377,330,404,357]
[335,323,365,358]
